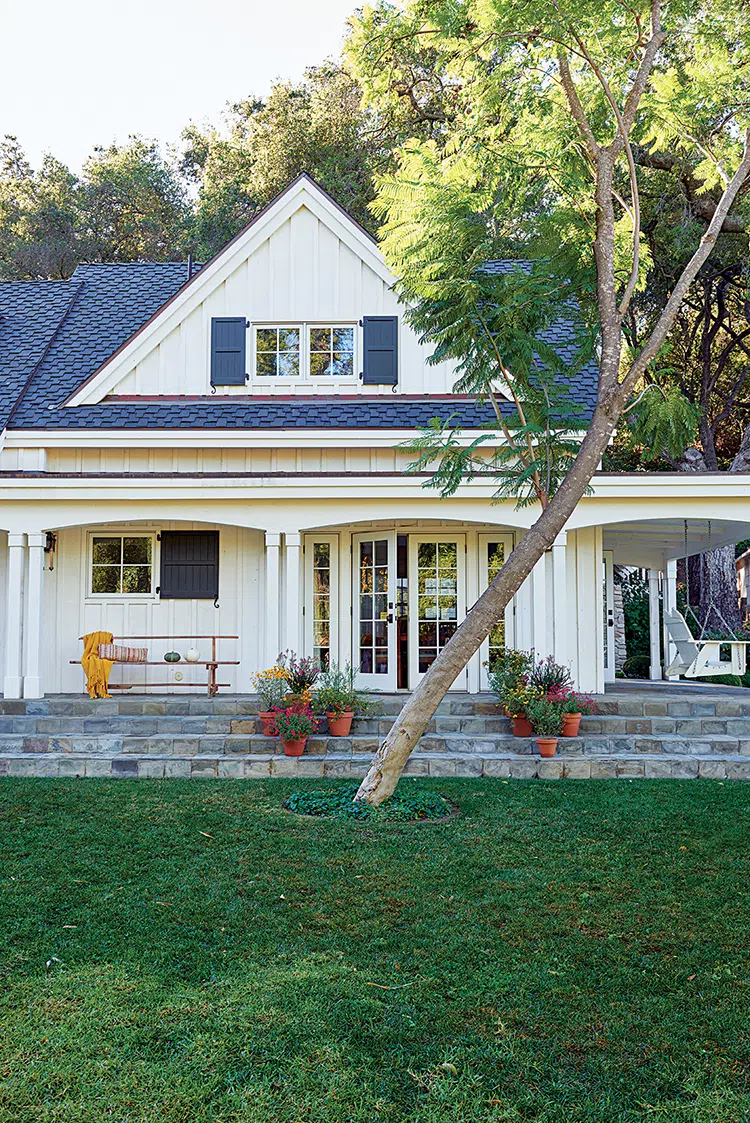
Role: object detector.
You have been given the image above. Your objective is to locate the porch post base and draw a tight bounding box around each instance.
[23,677,43,699]
[3,676,23,699]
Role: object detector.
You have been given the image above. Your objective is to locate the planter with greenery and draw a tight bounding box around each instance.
[560,692,596,737]
[250,666,289,734]
[313,662,374,736]
[270,706,319,756]
[525,696,565,757]
[487,648,535,714]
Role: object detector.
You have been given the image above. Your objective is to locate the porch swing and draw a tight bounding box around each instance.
[664,520,750,678]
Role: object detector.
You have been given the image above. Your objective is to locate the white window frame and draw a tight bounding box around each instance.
[253,322,358,384]
[86,531,158,601]
[303,533,340,667]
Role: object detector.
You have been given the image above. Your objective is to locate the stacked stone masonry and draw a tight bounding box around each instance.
[1,691,750,779]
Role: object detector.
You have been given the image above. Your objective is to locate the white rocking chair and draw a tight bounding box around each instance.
[664,609,750,678]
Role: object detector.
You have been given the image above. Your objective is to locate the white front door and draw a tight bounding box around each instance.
[409,534,466,690]
[352,532,398,690]
[603,549,616,682]
[477,533,515,689]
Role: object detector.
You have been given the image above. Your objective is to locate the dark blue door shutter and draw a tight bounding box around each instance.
[210,317,248,385]
[362,316,398,385]
[159,531,219,599]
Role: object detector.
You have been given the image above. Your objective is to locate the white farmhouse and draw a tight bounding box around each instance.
[1,174,749,702]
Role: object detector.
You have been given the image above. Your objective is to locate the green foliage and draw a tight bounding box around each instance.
[525,695,566,736]
[0,136,192,279]
[285,784,451,821]
[4,779,750,1120]
[621,571,652,662]
[313,662,378,716]
[625,380,701,462]
[486,648,535,698]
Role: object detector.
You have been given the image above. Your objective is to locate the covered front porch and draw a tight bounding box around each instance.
[1,472,749,700]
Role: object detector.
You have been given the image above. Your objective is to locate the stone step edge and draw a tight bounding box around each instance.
[2,731,749,746]
[1,751,749,780]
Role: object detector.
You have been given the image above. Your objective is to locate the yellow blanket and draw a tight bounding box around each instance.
[81,631,115,699]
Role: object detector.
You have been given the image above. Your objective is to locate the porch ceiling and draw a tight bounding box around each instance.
[602,517,750,564]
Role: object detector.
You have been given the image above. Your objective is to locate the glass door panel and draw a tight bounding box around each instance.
[352,532,397,690]
[478,534,515,689]
[603,550,615,682]
[408,535,466,689]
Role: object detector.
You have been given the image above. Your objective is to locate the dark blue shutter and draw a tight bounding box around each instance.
[362,316,398,385]
[159,531,219,599]
[210,317,247,385]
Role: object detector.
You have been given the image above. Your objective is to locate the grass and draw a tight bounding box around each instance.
[0,778,749,1122]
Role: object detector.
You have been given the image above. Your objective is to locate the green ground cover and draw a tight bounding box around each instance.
[0,778,748,1122]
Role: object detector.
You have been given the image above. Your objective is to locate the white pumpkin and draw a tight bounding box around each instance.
[184,648,200,663]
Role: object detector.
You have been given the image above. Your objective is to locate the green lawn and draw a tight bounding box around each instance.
[1,779,749,1122]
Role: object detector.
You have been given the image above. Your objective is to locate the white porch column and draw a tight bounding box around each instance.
[663,558,678,680]
[23,532,45,698]
[551,531,568,668]
[648,568,661,680]
[264,532,281,664]
[531,553,549,658]
[3,533,25,699]
[284,531,301,655]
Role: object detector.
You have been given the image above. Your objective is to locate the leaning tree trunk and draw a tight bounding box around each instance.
[679,445,743,634]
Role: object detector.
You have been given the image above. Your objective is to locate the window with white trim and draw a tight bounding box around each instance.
[254,324,356,381]
[90,534,154,596]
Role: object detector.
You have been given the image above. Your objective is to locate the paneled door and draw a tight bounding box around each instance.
[603,549,616,683]
[352,532,398,690]
[408,535,466,689]
[478,533,515,690]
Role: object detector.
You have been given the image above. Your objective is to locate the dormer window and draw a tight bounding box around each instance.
[253,323,356,381]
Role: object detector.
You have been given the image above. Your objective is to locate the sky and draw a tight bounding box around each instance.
[0,0,358,171]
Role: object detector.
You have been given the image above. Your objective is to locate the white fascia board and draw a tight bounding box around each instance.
[65,179,395,407]
[4,428,500,450]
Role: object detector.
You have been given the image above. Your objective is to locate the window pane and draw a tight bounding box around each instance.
[332,327,354,352]
[314,569,330,593]
[309,351,331,377]
[256,328,277,351]
[331,353,354,377]
[92,566,120,594]
[256,351,277,377]
[280,328,299,350]
[313,542,330,567]
[278,352,299,378]
[438,541,457,566]
[418,541,436,567]
[122,565,151,594]
[309,327,330,351]
[313,595,330,621]
[92,537,121,564]
[123,537,151,564]
[374,539,388,566]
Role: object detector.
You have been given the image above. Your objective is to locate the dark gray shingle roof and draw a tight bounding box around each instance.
[0,259,597,430]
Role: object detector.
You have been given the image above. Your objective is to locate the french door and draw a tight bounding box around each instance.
[478,533,515,689]
[409,534,466,689]
[352,532,398,690]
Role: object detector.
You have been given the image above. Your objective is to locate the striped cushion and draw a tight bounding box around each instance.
[97,644,148,663]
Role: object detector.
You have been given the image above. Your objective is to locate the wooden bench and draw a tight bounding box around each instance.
[72,635,239,696]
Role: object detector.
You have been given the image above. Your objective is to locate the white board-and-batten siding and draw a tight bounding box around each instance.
[44,523,263,693]
[110,202,458,398]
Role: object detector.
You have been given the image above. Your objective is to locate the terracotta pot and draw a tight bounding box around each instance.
[536,737,558,758]
[282,737,306,757]
[511,714,533,738]
[561,712,582,737]
[258,711,277,736]
[327,710,354,736]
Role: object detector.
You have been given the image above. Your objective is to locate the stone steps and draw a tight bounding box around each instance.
[2,751,749,780]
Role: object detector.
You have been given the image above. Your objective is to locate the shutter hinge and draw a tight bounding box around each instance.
[156,533,161,541]
[245,320,251,329]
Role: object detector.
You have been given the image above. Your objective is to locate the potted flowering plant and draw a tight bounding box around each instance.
[529,654,574,696]
[250,666,288,734]
[487,649,535,715]
[277,650,321,706]
[313,662,373,736]
[271,705,319,756]
[560,691,596,737]
[502,682,543,737]
[525,696,565,757]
